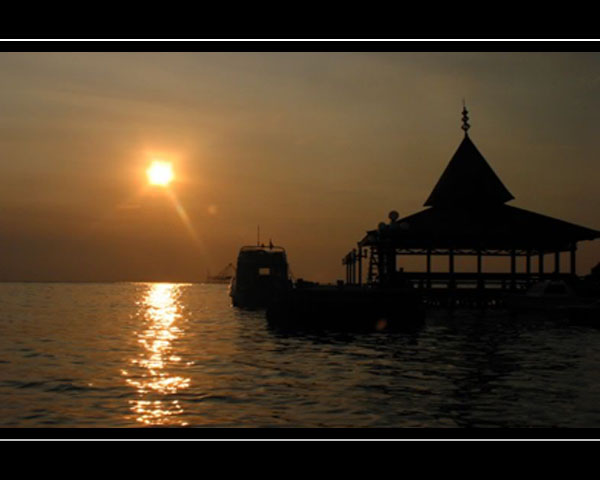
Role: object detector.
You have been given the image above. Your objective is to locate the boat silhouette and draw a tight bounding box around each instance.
[230,244,291,308]
[205,263,235,284]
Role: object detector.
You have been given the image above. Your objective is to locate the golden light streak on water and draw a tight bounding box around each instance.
[124,283,191,426]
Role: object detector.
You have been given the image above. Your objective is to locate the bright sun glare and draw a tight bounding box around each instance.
[147,161,174,187]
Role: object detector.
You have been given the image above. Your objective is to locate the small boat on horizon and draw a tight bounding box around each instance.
[205,263,235,285]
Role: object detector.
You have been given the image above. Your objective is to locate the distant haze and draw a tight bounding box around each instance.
[1,51,599,282]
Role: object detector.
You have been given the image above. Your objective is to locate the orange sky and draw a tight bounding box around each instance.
[0,52,599,282]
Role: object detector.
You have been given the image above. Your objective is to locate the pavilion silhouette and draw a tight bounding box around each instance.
[343,106,600,294]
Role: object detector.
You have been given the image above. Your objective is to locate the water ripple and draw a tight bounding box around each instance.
[1,282,600,427]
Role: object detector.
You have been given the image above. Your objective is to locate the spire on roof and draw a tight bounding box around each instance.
[461,100,470,135]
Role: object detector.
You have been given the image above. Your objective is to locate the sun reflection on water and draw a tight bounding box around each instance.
[124,283,191,426]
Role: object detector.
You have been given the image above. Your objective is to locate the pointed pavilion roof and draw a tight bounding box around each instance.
[425,107,513,207]
[358,106,600,251]
[424,133,514,207]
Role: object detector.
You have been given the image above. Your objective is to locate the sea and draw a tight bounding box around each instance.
[1,282,600,429]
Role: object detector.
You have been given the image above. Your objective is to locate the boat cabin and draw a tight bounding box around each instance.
[230,245,290,308]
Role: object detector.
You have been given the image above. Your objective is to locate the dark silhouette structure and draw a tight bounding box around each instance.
[205,263,235,284]
[230,244,290,308]
[343,107,600,294]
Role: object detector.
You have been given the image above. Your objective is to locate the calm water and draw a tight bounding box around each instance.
[1,282,600,428]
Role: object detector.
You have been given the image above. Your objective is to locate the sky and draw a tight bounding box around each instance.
[0,51,599,283]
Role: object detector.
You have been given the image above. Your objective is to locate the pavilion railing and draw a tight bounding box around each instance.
[384,271,574,291]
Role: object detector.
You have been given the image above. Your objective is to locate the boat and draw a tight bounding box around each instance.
[266,283,425,332]
[205,263,235,284]
[230,244,291,308]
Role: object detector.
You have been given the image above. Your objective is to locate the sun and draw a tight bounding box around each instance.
[147,161,174,187]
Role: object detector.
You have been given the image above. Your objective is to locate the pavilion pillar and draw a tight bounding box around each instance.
[357,246,363,286]
[477,249,483,289]
[449,248,455,290]
[345,260,348,284]
[570,244,577,276]
[526,250,531,287]
[352,249,357,285]
[539,252,544,277]
[510,249,516,291]
[346,257,350,283]
[554,250,560,276]
[426,249,432,289]
[367,248,375,284]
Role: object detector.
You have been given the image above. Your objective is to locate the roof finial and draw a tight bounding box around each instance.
[461,99,470,135]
